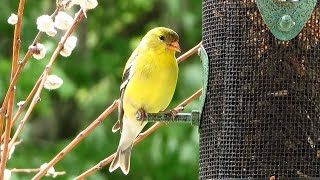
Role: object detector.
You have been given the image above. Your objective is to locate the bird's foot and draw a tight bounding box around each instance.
[136,108,147,125]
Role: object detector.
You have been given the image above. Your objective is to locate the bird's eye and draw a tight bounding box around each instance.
[159,35,165,41]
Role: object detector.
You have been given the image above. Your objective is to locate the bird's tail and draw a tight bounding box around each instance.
[109,144,132,175]
[109,115,147,175]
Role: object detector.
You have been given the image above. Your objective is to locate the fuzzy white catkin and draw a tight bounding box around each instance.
[71,0,81,5]
[64,36,78,50]
[7,13,18,25]
[36,15,54,32]
[73,0,98,9]
[40,163,56,176]
[44,75,63,90]
[17,101,26,106]
[60,48,72,57]
[59,36,77,57]
[80,0,98,9]
[31,43,47,60]
[54,11,73,30]
[46,26,57,37]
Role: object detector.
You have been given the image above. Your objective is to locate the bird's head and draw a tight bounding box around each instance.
[142,27,181,53]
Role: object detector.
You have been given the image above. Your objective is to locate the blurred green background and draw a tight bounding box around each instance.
[0,0,202,179]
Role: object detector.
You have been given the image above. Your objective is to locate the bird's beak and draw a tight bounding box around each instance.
[167,41,181,52]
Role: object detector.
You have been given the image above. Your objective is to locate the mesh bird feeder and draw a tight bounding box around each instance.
[200,0,320,179]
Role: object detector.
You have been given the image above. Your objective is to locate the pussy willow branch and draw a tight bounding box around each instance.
[75,88,203,179]
[0,0,26,178]
[8,9,86,156]
[3,8,61,137]
[0,10,61,169]
[0,8,60,132]
[32,42,202,179]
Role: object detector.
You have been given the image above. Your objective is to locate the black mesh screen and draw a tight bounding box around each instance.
[200,1,320,179]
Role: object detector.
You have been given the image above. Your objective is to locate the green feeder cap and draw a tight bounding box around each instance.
[256,0,317,41]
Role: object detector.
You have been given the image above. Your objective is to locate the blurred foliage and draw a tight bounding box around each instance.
[0,0,202,179]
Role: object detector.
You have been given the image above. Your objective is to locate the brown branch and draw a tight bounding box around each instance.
[74,89,203,179]
[31,41,202,179]
[31,100,119,180]
[0,0,26,178]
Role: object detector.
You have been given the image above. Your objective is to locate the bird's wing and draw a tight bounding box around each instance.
[113,51,139,133]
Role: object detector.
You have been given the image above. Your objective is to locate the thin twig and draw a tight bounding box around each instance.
[1,79,41,142]
[13,139,23,146]
[31,41,202,179]
[11,168,40,173]
[12,78,41,128]
[0,0,26,178]
[31,100,119,180]
[76,153,116,180]
[74,89,203,179]
[10,168,66,177]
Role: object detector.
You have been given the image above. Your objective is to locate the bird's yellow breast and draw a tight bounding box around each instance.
[122,49,178,119]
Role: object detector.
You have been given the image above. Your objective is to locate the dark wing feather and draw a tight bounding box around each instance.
[117,62,133,133]
[112,49,139,133]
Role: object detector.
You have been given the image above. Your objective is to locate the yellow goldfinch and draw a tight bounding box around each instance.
[109,27,180,175]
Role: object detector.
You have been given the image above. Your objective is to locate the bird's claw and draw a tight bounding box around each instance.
[136,108,147,125]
